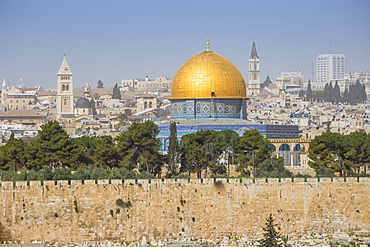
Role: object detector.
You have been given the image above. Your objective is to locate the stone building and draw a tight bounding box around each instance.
[158,40,301,167]
[56,56,74,117]
[0,109,47,125]
[122,75,172,92]
[247,41,261,97]
[0,79,39,111]
[135,94,157,112]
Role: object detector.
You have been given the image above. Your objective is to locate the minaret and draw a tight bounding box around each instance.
[1,79,7,107]
[83,82,91,98]
[56,55,74,116]
[247,41,260,97]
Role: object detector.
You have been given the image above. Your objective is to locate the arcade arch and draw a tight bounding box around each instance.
[269,139,311,168]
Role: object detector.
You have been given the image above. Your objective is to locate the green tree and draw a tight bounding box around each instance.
[298,90,304,98]
[97,80,104,88]
[71,136,98,165]
[259,214,283,247]
[112,83,121,100]
[308,132,345,175]
[306,80,312,101]
[92,135,120,168]
[264,75,272,84]
[179,130,220,178]
[215,130,239,152]
[167,121,180,176]
[27,121,83,170]
[90,99,97,115]
[0,133,28,171]
[257,157,293,178]
[333,81,341,103]
[342,132,370,175]
[312,91,324,102]
[116,121,163,176]
[114,113,129,130]
[212,130,239,176]
[234,129,272,177]
[261,75,273,88]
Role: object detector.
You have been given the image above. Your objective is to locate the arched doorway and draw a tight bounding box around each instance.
[279,144,291,166]
[292,144,302,166]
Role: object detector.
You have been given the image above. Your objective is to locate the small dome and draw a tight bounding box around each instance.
[75,97,91,108]
[170,51,246,100]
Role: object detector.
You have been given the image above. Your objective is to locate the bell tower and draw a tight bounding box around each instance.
[56,55,74,116]
[247,41,260,97]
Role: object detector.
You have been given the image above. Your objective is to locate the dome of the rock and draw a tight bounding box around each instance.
[170,51,246,100]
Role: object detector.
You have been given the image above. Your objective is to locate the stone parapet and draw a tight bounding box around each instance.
[0,178,369,244]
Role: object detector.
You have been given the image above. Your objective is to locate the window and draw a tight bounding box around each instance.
[64,98,67,106]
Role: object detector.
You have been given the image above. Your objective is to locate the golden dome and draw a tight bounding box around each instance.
[170,51,246,100]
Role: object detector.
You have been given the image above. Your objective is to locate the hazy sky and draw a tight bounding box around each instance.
[1,0,369,89]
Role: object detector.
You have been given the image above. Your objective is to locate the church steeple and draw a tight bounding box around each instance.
[2,78,6,88]
[58,55,73,75]
[250,41,259,58]
[247,41,261,97]
[56,55,74,117]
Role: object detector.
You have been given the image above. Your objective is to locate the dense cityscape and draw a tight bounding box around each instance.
[1,0,369,246]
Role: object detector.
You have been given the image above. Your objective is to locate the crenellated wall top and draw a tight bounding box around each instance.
[1,176,369,188]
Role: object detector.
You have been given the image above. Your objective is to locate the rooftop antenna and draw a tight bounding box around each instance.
[329,29,332,53]
[311,61,314,82]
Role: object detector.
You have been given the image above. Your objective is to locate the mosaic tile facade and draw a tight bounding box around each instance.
[158,123,300,151]
[171,99,246,119]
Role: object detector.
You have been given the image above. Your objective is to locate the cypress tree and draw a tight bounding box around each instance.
[259,214,283,247]
[112,83,121,100]
[333,81,340,103]
[168,121,179,176]
[324,83,330,102]
[306,80,312,101]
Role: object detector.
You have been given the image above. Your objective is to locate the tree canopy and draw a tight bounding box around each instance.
[234,129,272,177]
[26,121,83,170]
[322,80,367,104]
[308,131,370,176]
[116,121,163,176]
[97,80,104,88]
[112,83,121,99]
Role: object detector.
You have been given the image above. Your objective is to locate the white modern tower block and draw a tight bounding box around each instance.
[316,53,346,82]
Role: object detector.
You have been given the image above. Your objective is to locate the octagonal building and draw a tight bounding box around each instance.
[158,41,300,151]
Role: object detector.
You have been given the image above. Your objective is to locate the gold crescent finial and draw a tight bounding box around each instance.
[206,37,210,51]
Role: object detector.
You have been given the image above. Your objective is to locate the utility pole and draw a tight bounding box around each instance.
[252,150,256,178]
[311,60,314,82]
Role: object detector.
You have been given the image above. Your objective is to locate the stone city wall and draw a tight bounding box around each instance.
[0,177,369,244]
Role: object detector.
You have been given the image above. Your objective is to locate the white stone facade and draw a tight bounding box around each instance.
[316,53,346,82]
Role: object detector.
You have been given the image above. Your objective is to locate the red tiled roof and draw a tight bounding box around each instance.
[0,109,47,118]
[38,91,57,96]
[135,94,156,98]
[17,88,37,91]
[257,90,278,97]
